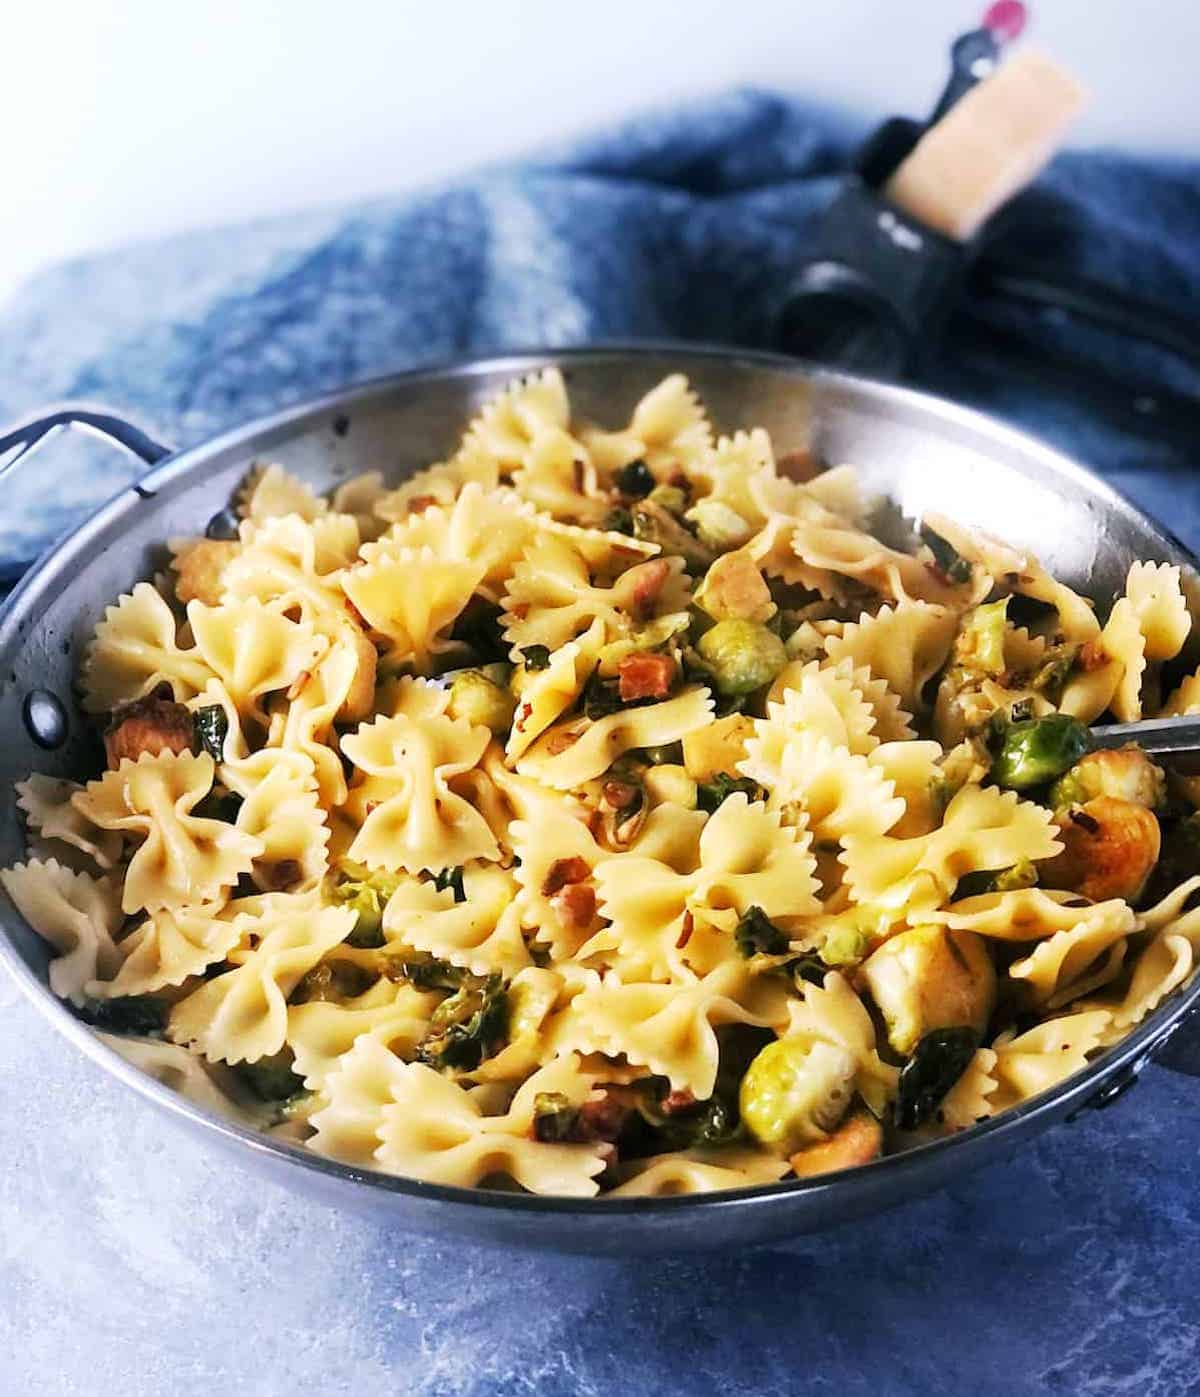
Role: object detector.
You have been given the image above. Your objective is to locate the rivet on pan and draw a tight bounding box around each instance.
[23,690,68,750]
[205,507,240,541]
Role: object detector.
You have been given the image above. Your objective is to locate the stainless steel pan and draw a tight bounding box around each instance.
[2,344,1198,1254]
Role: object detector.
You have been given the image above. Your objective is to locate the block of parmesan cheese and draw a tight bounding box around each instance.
[883,48,1087,242]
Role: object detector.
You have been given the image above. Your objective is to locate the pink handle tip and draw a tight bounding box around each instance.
[983,0,1027,42]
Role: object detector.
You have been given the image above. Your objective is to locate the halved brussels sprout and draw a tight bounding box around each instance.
[1042,795,1161,903]
[447,669,517,734]
[861,925,995,1057]
[739,1037,857,1152]
[991,714,1092,790]
[789,1108,883,1178]
[1049,746,1166,813]
[696,620,787,697]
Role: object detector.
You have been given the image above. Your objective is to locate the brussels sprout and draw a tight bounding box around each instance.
[393,953,467,992]
[642,763,698,809]
[696,619,787,697]
[583,675,625,719]
[616,460,655,498]
[939,736,993,793]
[686,498,754,551]
[630,499,715,572]
[648,483,688,516]
[450,596,508,664]
[417,972,508,1072]
[79,996,168,1036]
[292,959,374,1003]
[954,858,1038,900]
[635,1080,738,1150]
[532,1091,579,1143]
[693,551,775,624]
[192,704,229,760]
[505,970,561,1044]
[328,866,404,947]
[734,905,789,958]
[955,599,1009,678]
[782,624,827,664]
[996,859,1039,891]
[682,713,754,783]
[432,866,466,902]
[193,788,243,824]
[919,523,973,584]
[991,714,1092,790]
[1042,796,1161,903]
[819,922,870,967]
[696,772,762,814]
[789,1108,884,1177]
[894,1026,978,1131]
[739,1037,858,1152]
[1048,746,1166,813]
[233,1049,304,1103]
[603,506,635,535]
[517,644,552,671]
[861,925,996,1056]
[447,669,517,735]
[1028,643,1079,700]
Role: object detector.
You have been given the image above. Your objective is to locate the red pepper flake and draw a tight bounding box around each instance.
[572,459,586,494]
[660,1088,697,1116]
[406,495,436,514]
[514,701,533,732]
[617,652,677,702]
[541,856,590,896]
[675,909,695,949]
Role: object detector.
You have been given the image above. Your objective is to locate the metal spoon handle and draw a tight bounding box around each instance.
[1090,715,1200,774]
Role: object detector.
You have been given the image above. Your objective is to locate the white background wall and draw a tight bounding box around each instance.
[4,0,1198,307]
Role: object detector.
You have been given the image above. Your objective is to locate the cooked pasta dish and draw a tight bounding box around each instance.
[6,368,1200,1198]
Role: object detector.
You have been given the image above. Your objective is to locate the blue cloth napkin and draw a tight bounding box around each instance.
[5,93,1200,1397]
[2,89,1200,565]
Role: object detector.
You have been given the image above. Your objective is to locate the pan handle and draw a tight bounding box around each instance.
[0,404,172,479]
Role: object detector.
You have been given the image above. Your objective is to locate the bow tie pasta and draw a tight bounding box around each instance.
[7,365,1199,1198]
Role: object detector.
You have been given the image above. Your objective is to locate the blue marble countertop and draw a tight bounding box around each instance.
[5,966,1200,1396]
